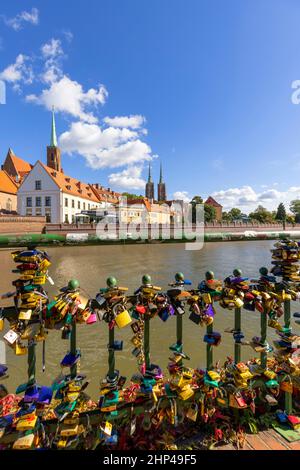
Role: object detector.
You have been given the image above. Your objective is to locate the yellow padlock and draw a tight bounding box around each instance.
[234,297,244,308]
[18,309,32,321]
[0,318,4,332]
[13,433,35,450]
[179,386,194,401]
[115,309,132,328]
[15,343,27,355]
[202,293,212,304]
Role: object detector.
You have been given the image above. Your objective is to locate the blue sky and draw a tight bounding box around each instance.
[2,0,300,212]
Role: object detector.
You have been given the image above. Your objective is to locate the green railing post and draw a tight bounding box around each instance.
[234,307,241,363]
[284,299,292,414]
[206,322,213,371]
[27,339,36,384]
[284,299,291,333]
[176,314,183,349]
[260,308,267,369]
[70,318,77,378]
[108,325,115,380]
[144,317,150,370]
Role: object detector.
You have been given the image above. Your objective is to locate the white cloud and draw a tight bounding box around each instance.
[173,191,190,202]
[108,166,146,190]
[41,39,63,58]
[59,121,152,169]
[211,185,300,212]
[62,30,73,43]
[26,75,108,123]
[0,54,33,90]
[2,8,39,31]
[104,115,145,129]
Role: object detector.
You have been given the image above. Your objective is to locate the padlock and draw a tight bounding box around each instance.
[15,343,27,355]
[18,309,32,321]
[186,403,198,421]
[86,312,97,324]
[13,433,35,450]
[115,309,131,328]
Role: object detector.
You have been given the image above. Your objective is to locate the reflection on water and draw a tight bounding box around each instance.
[1,241,300,399]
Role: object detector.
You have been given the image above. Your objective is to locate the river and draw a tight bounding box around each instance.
[1,240,300,399]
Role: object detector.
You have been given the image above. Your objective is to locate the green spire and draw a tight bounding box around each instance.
[148,163,153,183]
[159,162,163,183]
[50,107,58,147]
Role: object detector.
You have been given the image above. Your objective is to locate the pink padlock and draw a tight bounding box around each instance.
[86,313,97,324]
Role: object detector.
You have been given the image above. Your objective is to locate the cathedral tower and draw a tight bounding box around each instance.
[157,162,167,202]
[145,163,154,200]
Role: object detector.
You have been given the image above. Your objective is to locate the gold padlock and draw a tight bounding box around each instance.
[18,309,32,321]
[15,343,27,355]
[115,309,132,328]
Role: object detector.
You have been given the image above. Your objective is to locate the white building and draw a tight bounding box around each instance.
[17,111,105,223]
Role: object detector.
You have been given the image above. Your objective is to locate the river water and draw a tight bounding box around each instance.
[1,240,300,399]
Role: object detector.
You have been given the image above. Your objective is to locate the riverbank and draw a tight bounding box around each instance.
[0,229,298,247]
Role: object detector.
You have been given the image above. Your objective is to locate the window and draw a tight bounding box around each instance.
[78,201,80,209]
[88,204,90,210]
[35,180,41,190]
[65,198,68,207]
[36,209,42,216]
[26,209,32,216]
[45,213,51,223]
[72,215,75,223]
[83,202,86,210]
[72,199,75,208]
[36,197,41,207]
[45,196,51,207]
[64,214,69,223]
[26,197,32,207]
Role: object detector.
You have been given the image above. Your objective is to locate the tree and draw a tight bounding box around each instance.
[122,192,144,200]
[286,214,295,224]
[249,205,273,223]
[229,208,242,220]
[290,200,300,216]
[204,204,216,222]
[222,211,232,222]
[275,203,286,228]
[275,203,286,221]
[190,196,203,223]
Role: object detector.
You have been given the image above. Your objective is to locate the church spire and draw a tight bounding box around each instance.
[157,161,167,202]
[148,163,153,183]
[50,107,58,147]
[159,162,163,183]
[47,108,61,172]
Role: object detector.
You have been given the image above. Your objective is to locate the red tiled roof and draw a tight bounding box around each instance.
[0,170,18,195]
[205,196,223,208]
[38,161,100,203]
[10,154,32,174]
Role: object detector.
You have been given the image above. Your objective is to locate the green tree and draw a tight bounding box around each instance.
[204,204,216,222]
[190,196,203,223]
[122,192,144,200]
[222,211,232,222]
[275,203,286,221]
[286,214,295,224]
[229,208,242,220]
[249,205,273,223]
[290,200,300,219]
